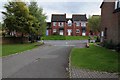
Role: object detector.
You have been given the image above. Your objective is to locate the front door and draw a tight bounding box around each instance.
[59,30,63,35]
[68,29,72,36]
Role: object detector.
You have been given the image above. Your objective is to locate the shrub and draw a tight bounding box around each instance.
[104,40,115,49]
[115,43,120,52]
[95,36,100,42]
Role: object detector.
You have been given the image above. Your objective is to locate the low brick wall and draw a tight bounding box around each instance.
[1,37,29,44]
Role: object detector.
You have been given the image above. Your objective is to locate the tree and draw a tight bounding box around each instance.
[28,2,47,36]
[0,22,2,30]
[2,1,35,42]
[88,15,101,32]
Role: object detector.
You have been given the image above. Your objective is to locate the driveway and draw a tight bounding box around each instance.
[2,40,87,78]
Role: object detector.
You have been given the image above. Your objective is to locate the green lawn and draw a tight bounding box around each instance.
[43,35,65,40]
[43,36,89,40]
[71,44,120,73]
[1,42,42,57]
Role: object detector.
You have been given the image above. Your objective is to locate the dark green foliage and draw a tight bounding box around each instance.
[2,1,47,43]
[28,2,47,36]
[103,40,115,49]
[115,43,120,52]
[2,2,33,35]
[88,16,101,32]
[95,36,100,42]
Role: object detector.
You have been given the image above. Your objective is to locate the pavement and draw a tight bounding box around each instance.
[2,40,87,78]
[70,67,119,78]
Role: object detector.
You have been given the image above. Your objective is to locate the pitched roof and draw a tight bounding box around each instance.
[51,14,66,22]
[66,18,73,22]
[72,14,87,21]
[100,2,104,8]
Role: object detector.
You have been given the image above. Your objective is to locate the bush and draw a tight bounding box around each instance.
[53,32,59,35]
[95,36,100,42]
[115,43,120,52]
[103,40,115,49]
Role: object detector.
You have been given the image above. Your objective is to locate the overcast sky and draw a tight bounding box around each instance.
[0,0,103,22]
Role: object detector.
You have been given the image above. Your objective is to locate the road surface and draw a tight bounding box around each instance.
[2,40,87,78]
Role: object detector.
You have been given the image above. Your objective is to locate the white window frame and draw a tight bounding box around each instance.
[81,22,86,27]
[67,29,72,36]
[58,22,64,27]
[118,0,120,8]
[59,30,63,35]
[53,29,56,33]
[68,20,72,26]
[53,22,57,26]
[76,22,80,26]
[76,29,80,33]
[115,0,120,9]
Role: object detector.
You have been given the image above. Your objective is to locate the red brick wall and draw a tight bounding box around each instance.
[51,22,89,36]
[101,2,120,45]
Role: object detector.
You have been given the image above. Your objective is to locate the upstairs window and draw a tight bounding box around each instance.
[115,0,120,9]
[81,22,86,27]
[53,22,57,26]
[76,22,80,26]
[58,22,64,27]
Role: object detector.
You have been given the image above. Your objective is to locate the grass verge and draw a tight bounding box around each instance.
[1,42,43,57]
[71,44,119,73]
[43,36,89,40]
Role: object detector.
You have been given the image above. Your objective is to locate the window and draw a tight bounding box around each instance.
[81,22,86,27]
[53,29,56,33]
[115,0,120,9]
[68,20,72,26]
[67,29,72,36]
[59,30,63,35]
[104,28,107,39]
[76,29,80,33]
[53,22,57,26]
[76,22,80,26]
[82,27,86,33]
[58,22,64,27]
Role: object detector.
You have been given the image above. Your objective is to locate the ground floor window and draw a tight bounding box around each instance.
[76,29,80,33]
[53,29,57,33]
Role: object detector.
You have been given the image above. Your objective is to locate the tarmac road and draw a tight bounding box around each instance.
[2,40,87,78]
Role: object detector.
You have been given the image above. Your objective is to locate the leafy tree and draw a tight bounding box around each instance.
[2,1,47,43]
[0,22,2,30]
[2,1,36,42]
[88,15,101,32]
[28,2,47,36]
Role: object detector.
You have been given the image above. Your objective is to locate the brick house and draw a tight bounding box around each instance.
[100,0,120,45]
[46,14,89,36]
